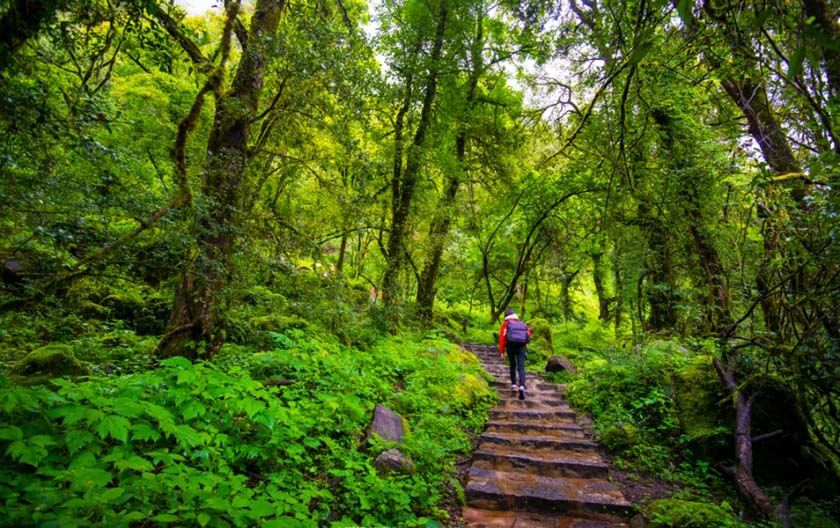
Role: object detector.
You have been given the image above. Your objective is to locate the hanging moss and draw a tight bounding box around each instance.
[10,344,90,385]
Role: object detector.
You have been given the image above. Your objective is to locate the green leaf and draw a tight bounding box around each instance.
[112,398,144,418]
[131,423,161,442]
[789,47,806,78]
[627,39,652,66]
[182,400,207,421]
[115,454,152,472]
[151,513,180,523]
[755,8,772,27]
[145,403,175,426]
[249,499,275,518]
[72,468,113,490]
[197,513,211,527]
[30,434,57,448]
[65,430,95,454]
[675,0,691,24]
[69,450,97,470]
[6,440,47,467]
[160,356,193,370]
[0,426,23,441]
[99,487,124,502]
[95,415,131,443]
[261,517,301,528]
[51,404,90,426]
[123,512,147,522]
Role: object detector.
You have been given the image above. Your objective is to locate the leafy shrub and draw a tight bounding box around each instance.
[644,498,745,527]
[566,340,685,449]
[1,326,495,527]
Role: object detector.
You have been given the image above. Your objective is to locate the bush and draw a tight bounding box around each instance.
[0,328,497,527]
[644,498,745,527]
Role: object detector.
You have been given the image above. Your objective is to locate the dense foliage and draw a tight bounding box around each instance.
[1,0,838,525]
[1,329,495,526]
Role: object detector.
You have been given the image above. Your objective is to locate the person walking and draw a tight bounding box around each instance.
[498,308,532,400]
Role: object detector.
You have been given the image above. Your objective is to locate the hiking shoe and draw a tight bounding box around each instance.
[510,385,518,392]
[518,389,525,400]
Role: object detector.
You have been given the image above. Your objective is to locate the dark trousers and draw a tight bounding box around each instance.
[506,345,527,388]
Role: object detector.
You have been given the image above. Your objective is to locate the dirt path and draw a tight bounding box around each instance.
[462,344,632,528]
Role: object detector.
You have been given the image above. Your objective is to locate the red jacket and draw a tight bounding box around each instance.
[498,315,532,357]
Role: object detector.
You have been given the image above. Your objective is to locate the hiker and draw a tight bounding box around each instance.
[499,308,531,400]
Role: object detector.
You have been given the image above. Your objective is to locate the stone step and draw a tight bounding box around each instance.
[490,380,553,393]
[465,468,632,521]
[471,447,609,479]
[488,408,578,423]
[488,380,566,394]
[463,508,630,528]
[495,395,569,408]
[484,419,588,438]
[464,343,630,527]
[478,431,599,455]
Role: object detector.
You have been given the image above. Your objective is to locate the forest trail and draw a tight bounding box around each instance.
[461,344,632,528]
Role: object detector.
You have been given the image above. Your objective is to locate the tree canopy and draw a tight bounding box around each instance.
[1,0,838,525]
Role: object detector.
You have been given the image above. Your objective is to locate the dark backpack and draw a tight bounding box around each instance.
[505,320,530,345]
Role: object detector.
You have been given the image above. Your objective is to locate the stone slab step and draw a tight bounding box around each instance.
[466,468,631,521]
[489,408,578,422]
[489,380,566,395]
[495,396,569,408]
[471,449,609,479]
[479,431,599,454]
[463,508,630,528]
[484,419,587,438]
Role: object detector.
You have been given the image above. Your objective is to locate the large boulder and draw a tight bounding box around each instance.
[367,404,407,444]
[373,448,415,475]
[545,355,578,375]
[11,344,90,385]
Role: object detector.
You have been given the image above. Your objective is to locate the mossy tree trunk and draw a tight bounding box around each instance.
[156,0,285,360]
[382,1,448,318]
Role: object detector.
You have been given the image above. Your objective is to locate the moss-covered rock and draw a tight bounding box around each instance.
[249,314,310,333]
[10,344,90,385]
[599,422,638,450]
[644,498,744,527]
[447,347,481,368]
[528,317,553,350]
[583,358,608,371]
[524,317,553,366]
[452,372,492,408]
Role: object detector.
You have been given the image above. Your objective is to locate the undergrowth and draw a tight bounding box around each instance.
[0,328,496,527]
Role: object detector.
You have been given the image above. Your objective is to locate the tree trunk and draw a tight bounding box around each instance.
[416,42,482,317]
[382,2,448,313]
[336,233,348,274]
[652,108,732,335]
[714,357,777,519]
[642,212,676,331]
[560,269,579,322]
[416,166,459,319]
[592,251,610,321]
[156,0,285,360]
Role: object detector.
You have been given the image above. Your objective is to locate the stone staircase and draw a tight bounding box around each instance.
[462,344,632,528]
